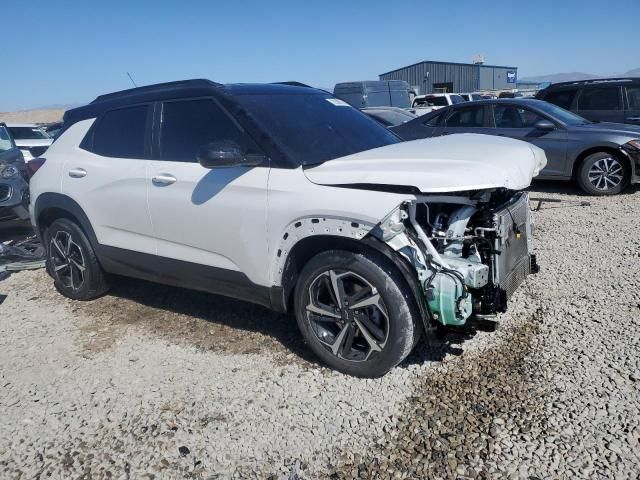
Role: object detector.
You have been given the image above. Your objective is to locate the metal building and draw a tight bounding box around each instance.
[379,60,518,95]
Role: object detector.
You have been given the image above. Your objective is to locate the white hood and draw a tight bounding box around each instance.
[15,139,53,148]
[304,134,547,193]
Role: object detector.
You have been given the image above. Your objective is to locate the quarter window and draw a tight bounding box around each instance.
[159,99,260,162]
[445,106,485,127]
[578,87,621,111]
[91,105,149,158]
[543,89,577,109]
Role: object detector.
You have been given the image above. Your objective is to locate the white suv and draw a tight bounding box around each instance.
[29,80,546,377]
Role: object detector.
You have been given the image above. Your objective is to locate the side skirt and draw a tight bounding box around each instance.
[96,245,273,310]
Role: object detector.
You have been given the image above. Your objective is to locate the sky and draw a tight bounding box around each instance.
[2,0,639,111]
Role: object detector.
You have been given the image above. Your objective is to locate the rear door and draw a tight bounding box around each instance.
[624,85,640,126]
[575,86,624,123]
[61,104,155,253]
[147,97,269,285]
[491,104,568,177]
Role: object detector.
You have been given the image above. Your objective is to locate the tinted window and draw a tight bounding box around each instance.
[445,106,485,127]
[0,126,15,152]
[234,93,399,166]
[626,86,640,110]
[8,126,49,140]
[543,89,577,109]
[578,87,621,110]
[494,106,545,128]
[424,112,444,127]
[159,99,260,162]
[427,96,448,106]
[450,95,466,104]
[92,105,149,158]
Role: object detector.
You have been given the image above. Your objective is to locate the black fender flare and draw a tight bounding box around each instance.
[34,193,99,247]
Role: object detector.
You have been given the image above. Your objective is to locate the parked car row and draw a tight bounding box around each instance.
[391,98,640,195]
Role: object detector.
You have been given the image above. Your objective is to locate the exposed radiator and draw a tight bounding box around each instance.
[493,192,531,298]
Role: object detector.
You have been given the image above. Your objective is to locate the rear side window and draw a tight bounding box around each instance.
[543,89,577,109]
[626,86,640,110]
[91,105,149,158]
[424,112,444,127]
[445,106,485,127]
[578,87,621,111]
[159,98,260,162]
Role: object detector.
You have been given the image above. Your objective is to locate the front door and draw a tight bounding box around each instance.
[147,97,270,287]
[491,104,568,177]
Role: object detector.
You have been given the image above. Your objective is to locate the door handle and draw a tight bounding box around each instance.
[152,174,177,186]
[68,168,87,178]
[626,116,640,121]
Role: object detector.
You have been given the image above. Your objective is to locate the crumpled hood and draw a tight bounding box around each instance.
[304,134,547,193]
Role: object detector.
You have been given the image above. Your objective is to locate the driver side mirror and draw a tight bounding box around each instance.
[197,140,263,169]
[534,119,555,131]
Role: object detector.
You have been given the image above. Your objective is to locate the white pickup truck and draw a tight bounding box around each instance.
[410,93,466,116]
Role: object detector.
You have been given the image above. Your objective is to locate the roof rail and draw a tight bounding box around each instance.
[91,79,223,104]
[547,77,636,88]
[271,81,313,88]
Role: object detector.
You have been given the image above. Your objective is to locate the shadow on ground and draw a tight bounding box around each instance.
[74,274,476,371]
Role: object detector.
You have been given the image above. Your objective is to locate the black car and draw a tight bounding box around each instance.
[536,78,640,126]
[391,99,640,195]
[0,123,29,221]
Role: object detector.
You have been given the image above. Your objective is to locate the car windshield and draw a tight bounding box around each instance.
[235,93,400,165]
[533,101,592,126]
[0,126,16,152]
[8,126,50,140]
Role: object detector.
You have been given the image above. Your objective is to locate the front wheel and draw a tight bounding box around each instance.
[577,152,629,195]
[294,249,420,378]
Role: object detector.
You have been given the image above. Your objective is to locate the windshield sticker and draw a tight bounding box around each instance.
[326,98,350,107]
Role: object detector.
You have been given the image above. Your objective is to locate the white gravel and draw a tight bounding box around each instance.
[1,182,639,479]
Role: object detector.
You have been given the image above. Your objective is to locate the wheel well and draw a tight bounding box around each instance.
[281,236,369,312]
[572,146,629,179]
[279,235,429,331]
[37,207,79,237]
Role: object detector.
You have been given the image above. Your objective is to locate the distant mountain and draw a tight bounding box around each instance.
[522,68,640,84]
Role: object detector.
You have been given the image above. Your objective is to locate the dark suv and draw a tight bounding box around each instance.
[536,78,640,125]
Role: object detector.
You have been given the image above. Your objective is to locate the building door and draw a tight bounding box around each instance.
[433,82,453,93]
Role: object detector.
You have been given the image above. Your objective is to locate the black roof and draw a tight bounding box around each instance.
[64,79,324,126]
[540,77,640,90]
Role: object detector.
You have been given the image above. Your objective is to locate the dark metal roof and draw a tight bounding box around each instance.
[380,60,518,76]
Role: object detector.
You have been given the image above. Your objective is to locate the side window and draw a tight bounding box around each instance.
[445,106,485,128]
[578,87,621,111]
[494,105,543,128]
[543,89,577,109]
[423,112,443,127]
[159,99,260,162]
[91,105,149,158]
[626,86,640,110]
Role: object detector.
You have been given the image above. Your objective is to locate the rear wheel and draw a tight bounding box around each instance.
[45,218,110,300]
[577,152,628,195]
[294,249,420,378]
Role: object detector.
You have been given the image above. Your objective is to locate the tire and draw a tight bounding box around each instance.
[294,249,421,378]
[44,218,110,300]
[577,152,629,196]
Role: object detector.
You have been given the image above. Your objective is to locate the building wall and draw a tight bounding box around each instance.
[380,61,517,94]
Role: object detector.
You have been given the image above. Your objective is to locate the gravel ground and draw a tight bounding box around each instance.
[0,182,638,479]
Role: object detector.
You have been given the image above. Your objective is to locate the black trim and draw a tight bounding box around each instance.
[34,193,99,245]
[96,245,273,309]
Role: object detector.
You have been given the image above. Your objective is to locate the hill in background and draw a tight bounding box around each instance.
[522,67,640,84]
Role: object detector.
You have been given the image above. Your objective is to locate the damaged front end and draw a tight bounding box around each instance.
[372,189,537,327]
